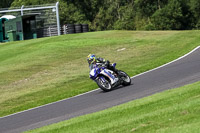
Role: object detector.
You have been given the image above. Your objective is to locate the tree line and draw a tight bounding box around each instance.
[2,0,200,30]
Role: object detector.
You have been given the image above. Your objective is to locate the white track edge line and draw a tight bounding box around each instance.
[0,88,100,119]
[131,46,200,79]
[1,46,200,119]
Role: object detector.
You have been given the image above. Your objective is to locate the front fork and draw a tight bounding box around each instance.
[95,76,106,83]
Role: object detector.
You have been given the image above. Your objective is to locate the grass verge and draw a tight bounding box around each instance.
[0,30,200,117]
[25,81,200,133]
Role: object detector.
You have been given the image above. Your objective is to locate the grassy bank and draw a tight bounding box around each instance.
[0,30,200,117]
[25,81,200,133]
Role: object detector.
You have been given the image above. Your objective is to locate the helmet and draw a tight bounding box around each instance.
[87,54,96,64]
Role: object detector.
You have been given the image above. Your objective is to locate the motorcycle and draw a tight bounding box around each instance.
[89,63,131,92]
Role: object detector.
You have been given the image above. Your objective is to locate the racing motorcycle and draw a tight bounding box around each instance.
[89,63,131,92]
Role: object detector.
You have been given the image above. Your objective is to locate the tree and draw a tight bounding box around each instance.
[189,0,200,29]
[7,0,198,30]
[0,0,14,8]
[92,0,136,30]
[114,4,136,30]
[59,2,89,25]
[152,0,191,30]
[64,0,104,22]
[92,0,119,30]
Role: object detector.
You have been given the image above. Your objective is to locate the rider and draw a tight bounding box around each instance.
[87,54,120,75]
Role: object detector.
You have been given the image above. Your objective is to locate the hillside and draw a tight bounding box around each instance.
[0,30,200,117]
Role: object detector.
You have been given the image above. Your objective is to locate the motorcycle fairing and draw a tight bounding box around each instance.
[100,69,118,84]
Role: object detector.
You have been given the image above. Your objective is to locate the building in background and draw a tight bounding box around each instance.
[0,3,60,42]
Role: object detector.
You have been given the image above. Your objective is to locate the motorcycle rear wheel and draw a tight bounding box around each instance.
[119,71,131,86]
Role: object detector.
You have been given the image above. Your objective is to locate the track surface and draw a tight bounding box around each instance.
[1,47,200,133]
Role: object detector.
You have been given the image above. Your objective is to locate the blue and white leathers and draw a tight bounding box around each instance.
[90,64,118,85]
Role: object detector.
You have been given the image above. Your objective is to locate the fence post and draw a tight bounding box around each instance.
[21,5,24,16]
[49,27,52,37]
[63,25,66,34]
[56,2,61,36]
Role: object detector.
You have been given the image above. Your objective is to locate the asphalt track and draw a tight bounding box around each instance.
[0,46,200,133]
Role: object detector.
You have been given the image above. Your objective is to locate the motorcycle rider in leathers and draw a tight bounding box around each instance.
[87,54,120,76]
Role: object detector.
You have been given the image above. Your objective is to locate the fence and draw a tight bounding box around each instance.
[0,3,89,40]
[0,3,60,39]
[37,24,89,37]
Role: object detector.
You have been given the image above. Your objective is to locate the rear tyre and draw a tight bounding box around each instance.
[96,77,112,92]
[119,71,131,86]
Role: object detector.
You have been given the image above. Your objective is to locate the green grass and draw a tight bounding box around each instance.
[0,30,200,117]
[25,81,200,133]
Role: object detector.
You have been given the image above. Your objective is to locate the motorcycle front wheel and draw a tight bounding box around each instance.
[96,76,112,92]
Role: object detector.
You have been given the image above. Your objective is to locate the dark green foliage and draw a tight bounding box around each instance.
[3,0,200,30]
[11,0,57,7]
[0,0,14,9]
[152,0,193,30]
[113,5,136,30]
[189,0,200,29]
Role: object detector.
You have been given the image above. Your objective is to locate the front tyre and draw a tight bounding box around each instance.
[96,77,112,92]
[119,71,131,86]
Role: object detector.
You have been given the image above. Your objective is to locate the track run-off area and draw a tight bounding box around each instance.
[0,46,200,133]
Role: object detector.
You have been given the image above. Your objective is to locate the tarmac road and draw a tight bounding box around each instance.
[0,46,200,133]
